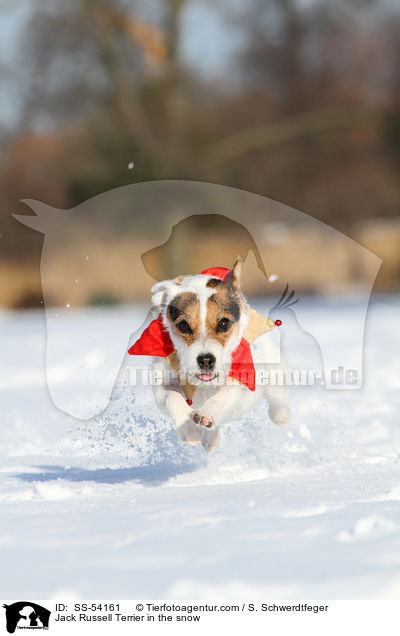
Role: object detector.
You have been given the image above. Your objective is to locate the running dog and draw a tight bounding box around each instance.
[129,260,289,451]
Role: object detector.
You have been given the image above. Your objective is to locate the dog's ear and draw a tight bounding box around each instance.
[227,259,242,290]
[151,279,182,306]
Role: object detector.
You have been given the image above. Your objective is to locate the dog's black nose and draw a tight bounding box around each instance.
[197,353,216,370]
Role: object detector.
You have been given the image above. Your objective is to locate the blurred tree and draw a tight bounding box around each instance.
[201,0,400,226]
[0,0,194,257]
[0,0,400,272]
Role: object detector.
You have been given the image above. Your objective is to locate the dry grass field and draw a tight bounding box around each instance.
[1,219,398,308]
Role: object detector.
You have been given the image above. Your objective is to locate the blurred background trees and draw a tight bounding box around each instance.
[0,0,399,306]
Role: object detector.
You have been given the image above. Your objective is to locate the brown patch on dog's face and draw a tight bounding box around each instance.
[206,278,223,289]
[166,292,200,345]
[206,283,243,346]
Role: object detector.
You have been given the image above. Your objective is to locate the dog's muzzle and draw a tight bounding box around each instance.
[196,353,217,381]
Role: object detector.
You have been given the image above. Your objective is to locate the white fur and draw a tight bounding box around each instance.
[151,274,290,452]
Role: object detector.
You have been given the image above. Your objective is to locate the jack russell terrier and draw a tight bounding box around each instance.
[129,260,289,451]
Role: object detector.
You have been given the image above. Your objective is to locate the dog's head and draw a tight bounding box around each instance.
[151,260,248,385]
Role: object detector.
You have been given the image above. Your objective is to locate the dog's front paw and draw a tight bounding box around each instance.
[177,419,203,446]
[192,412,215,430]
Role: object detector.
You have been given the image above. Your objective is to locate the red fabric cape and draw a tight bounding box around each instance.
[128,267,256,391]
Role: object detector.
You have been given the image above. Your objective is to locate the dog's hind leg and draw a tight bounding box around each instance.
[201,428,221,452]
[265,381,290,427]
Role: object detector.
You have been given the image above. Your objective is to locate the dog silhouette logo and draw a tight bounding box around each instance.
[13,180,381,417]
[2,602,51,633]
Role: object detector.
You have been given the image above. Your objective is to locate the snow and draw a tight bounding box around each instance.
[0,295,399,600]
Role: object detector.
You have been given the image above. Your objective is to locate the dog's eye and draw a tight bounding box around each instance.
[217,318,232,332]
[176,320,192,334]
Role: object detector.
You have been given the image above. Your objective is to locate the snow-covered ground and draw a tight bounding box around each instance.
[1,295,399,600]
